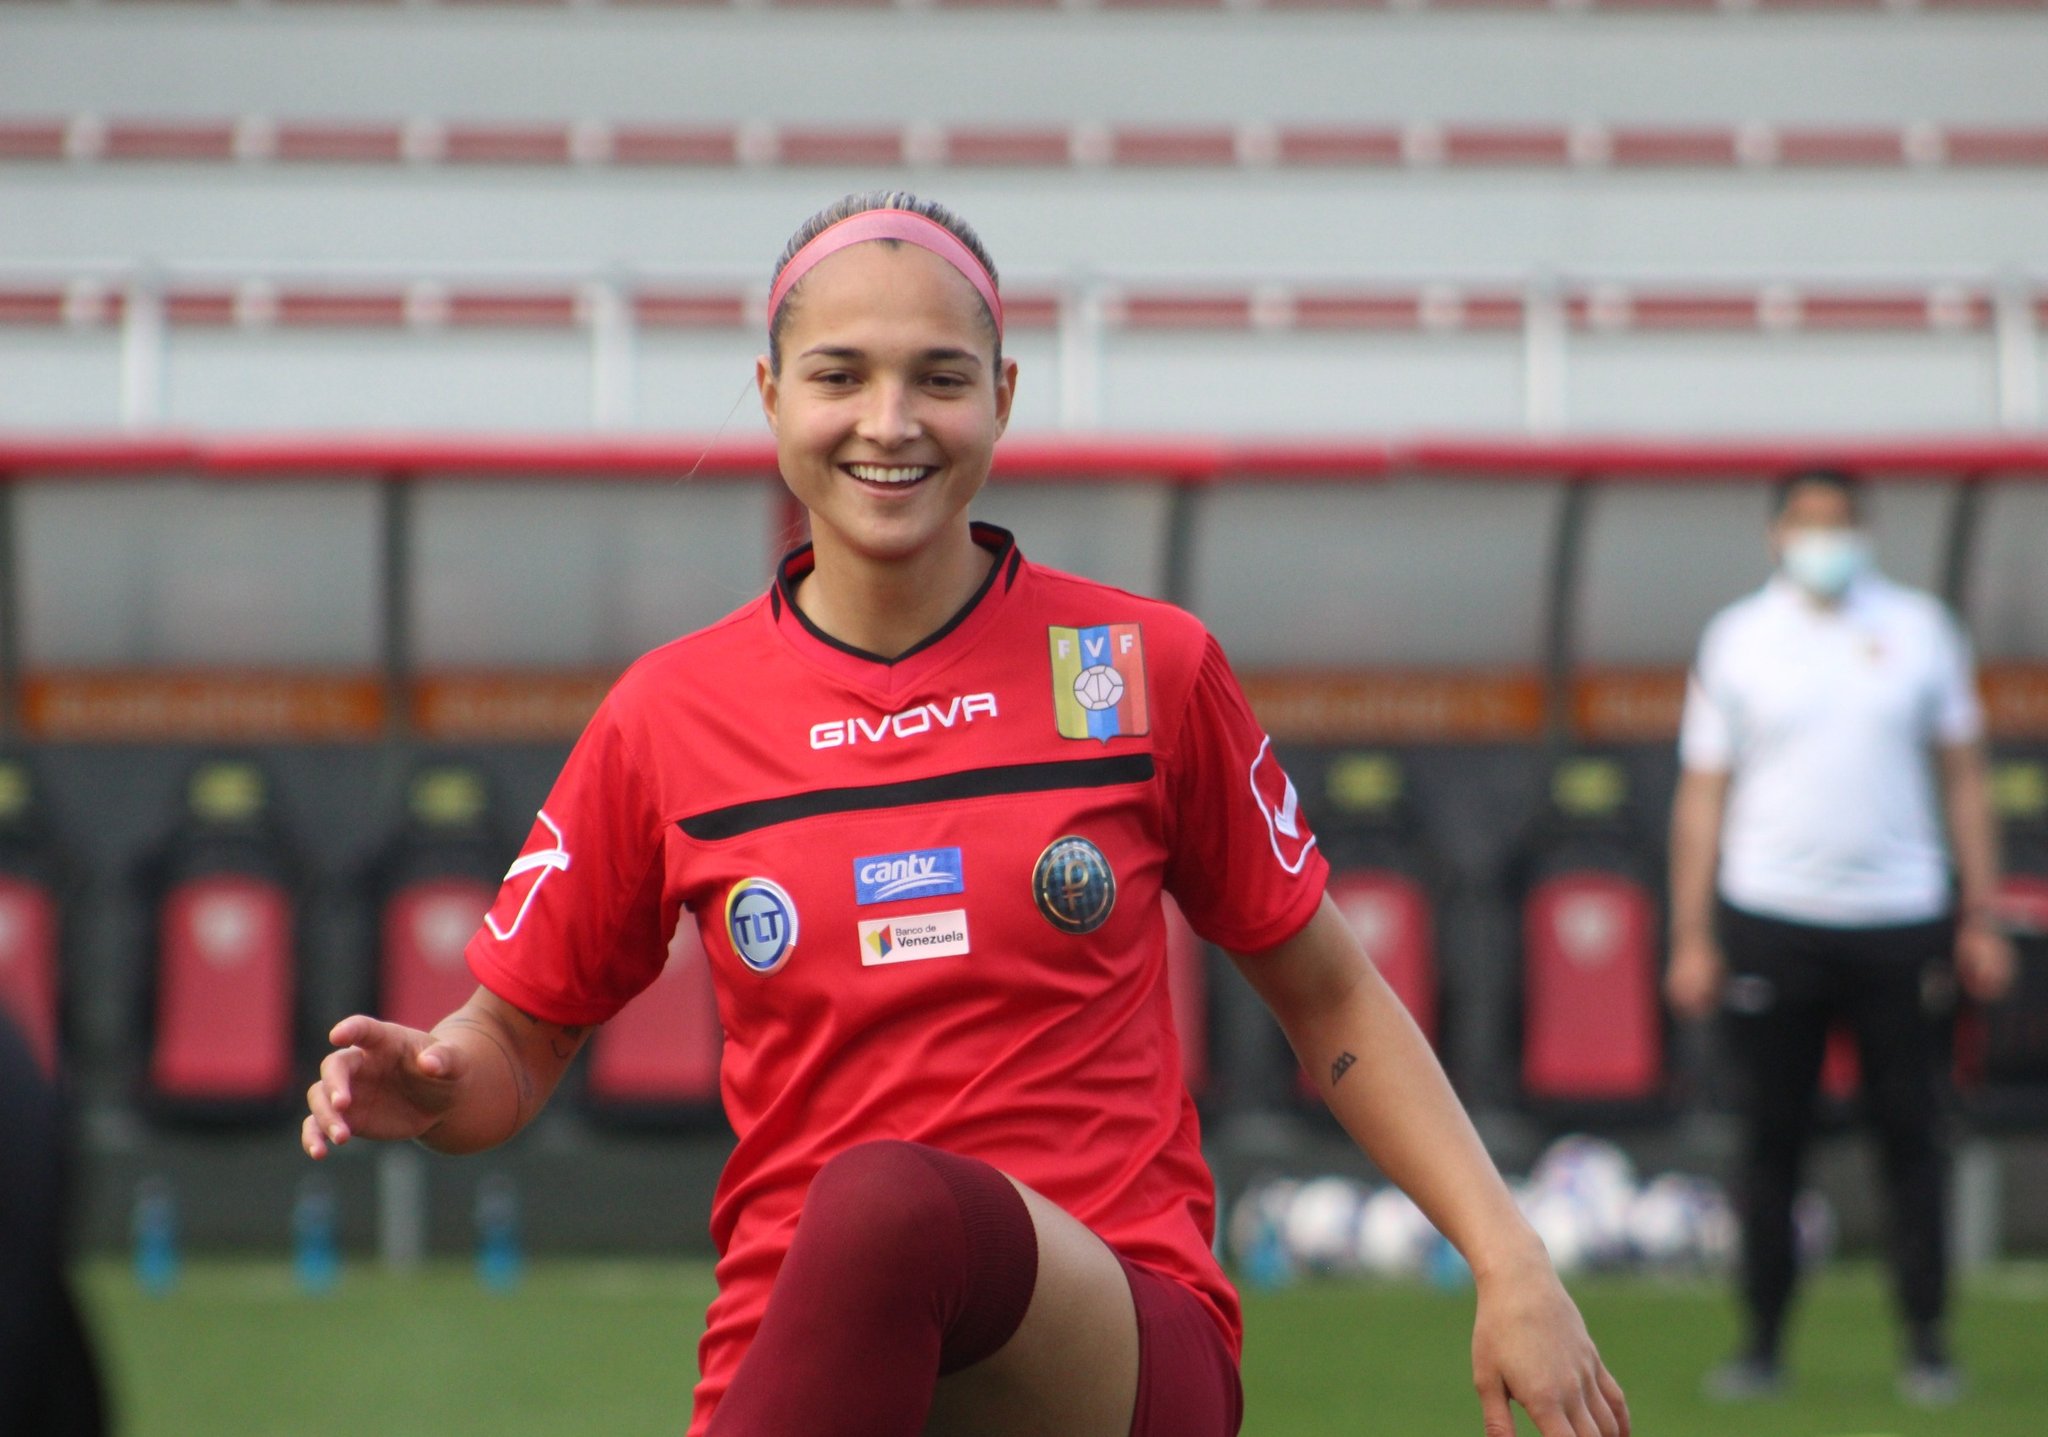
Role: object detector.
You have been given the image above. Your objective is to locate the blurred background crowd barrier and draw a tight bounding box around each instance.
[1,0,2045,1271]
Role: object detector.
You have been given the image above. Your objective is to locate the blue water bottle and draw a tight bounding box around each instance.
[133,1176,179,1297]
[476,1173,523,1293]
[293,1177,341,1295]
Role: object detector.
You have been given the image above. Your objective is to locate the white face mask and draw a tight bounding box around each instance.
[1781,528,1871,599]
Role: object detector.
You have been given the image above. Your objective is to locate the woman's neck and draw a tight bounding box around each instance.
[794,526,995,661]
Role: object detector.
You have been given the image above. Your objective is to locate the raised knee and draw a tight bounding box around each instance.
[803,1140,957,1254]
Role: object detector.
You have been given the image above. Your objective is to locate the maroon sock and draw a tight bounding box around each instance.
[707,1139,1040,1437]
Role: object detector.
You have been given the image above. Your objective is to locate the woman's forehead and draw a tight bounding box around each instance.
[781,241,991,347]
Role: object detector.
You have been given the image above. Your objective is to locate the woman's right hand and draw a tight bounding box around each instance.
[303,1015,467,1158]
[1664,933,1726,1021]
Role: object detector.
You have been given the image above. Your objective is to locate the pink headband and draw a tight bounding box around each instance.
[768,210,1004,339]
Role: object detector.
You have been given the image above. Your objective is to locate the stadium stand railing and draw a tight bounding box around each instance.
[8,118,2048,172]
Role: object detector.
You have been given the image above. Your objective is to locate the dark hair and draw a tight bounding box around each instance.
[767,191,1001,374]
[1772,466,1865,521]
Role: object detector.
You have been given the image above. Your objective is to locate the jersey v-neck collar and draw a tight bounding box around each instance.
[767,523,1025,698]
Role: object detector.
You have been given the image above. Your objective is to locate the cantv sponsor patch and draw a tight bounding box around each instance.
[854,847,966,906]
[859,909,970,967]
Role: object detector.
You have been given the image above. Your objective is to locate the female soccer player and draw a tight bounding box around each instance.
[304,192,1628,1437]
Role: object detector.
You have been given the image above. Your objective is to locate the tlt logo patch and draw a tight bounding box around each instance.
[854,848,966,906]
[1049,624,1149,742]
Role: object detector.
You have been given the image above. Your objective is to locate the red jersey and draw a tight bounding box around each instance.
[465,525,1327,1433]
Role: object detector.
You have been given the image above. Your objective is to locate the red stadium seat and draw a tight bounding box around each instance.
[0,874,61,1077]
[379,875,494,1034]
[1162,895,1207,1097]
[585,919,723,1118]
[1521,871,1663,1106]
[149,872,296,1105]
[367,763,507,1033]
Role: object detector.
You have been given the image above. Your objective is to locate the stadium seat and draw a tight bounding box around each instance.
[583,918,724,1127]
[368,764,504,1033]
[0,758,65,1078]
[1514,757,1666,1117]
[142,759,302,1120]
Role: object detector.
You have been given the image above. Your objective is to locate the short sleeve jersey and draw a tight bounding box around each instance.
[1678,571,1982,927]
[465,525,1329,1433]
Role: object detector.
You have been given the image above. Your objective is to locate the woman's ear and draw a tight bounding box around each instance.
[992,357,1020,439]
[757,355,780,436]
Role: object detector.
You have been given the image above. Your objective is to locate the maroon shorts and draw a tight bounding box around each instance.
[1116,1256,1244,1437]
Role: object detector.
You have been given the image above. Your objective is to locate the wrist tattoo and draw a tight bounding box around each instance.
[1330,1051,1357,1086]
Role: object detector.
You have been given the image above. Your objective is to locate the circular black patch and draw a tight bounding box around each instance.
[1033,835,1116,935]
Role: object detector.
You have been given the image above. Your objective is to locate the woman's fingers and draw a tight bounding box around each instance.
[302,1112,328,1159]
[1581,1372,1623,1437]
[1596,1364,1631,1437]
[1476,1374,1514,1437]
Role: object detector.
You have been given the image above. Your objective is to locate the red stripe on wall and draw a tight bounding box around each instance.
[443,291,581,327]
[1275,127,1405,166]
[1110,128,1239,166]
[774,128,904,165]
[634,292,752,328]
[609,126,739,166]
[1943,128,2048,166]
[273,123,407,162]
[0,289,69,325]
[1291,293,1425,330]
[0,122,69,160]
[1441,127,1572,166]
[103,122,237,161]
[441,125,575,164]
[273,290,411,327]
[1777,128,1906,167]
[1606,128,1740,167]
[944,128,1072,167]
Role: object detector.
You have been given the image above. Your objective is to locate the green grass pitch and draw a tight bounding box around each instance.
[78,1259,2048,1435]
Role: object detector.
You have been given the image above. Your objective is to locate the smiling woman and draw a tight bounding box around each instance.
[303,192,1628,1437]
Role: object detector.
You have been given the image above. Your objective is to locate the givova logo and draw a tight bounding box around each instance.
[854,847,966,905]
[726,877,799,975]
[858,910,970,967]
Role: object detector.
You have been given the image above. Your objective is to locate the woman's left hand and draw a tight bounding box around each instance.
[1470,1247,1629,1437]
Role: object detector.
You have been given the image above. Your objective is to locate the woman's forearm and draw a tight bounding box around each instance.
[1291,960,1542,1278]
[1237,901,1543,1280]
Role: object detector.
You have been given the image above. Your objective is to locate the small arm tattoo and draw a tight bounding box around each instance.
[1330,1051,1357,1086]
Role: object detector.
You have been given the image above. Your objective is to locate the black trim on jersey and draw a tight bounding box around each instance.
[774,524,1018,668]
[678,753,1154,841]
[1003,548,1022,589]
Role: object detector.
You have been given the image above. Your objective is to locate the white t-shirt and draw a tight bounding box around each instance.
[1679,572,1983,927]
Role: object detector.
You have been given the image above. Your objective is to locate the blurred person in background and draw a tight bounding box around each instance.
[305,191,1629,1437]
[1666,466,2015,1407]
[0,1006,109,1436]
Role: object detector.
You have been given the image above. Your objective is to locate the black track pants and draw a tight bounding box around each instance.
[1717,902,1957,1357]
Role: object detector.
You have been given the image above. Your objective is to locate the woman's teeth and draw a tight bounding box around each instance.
[847,464,932,486]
